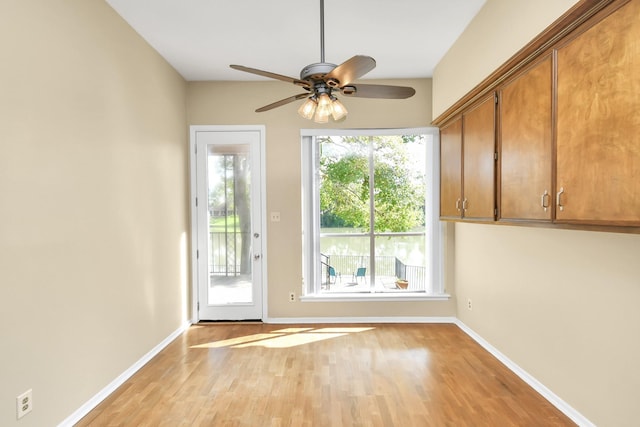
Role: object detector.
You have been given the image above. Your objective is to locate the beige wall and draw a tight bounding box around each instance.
[433,0,580,118]
[0,1,188,425]
[188,79,456,319]
[433,0,640,425]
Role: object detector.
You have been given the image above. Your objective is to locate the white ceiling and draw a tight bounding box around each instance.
[105,0,485,82]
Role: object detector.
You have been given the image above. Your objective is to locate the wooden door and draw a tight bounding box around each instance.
[556,0,640,225]
[462,95,496,220]
[440,118,463,219]
[499,55,553,221]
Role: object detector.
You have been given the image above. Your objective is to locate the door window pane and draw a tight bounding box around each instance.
[207,144,252,304]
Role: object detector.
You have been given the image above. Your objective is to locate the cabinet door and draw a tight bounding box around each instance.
[556,0,640,225]
[500,55,553,221]
[440,118,463,219]
[463,95,496,220]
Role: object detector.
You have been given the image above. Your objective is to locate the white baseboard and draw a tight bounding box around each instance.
[58,321,192,427]
[264,316,457,324]
[454,320,594,427]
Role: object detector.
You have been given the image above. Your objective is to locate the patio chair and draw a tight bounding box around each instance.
[353,267,366,284]
[329,266,339,284]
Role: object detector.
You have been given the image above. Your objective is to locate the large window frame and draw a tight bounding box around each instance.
[301,127,446,301]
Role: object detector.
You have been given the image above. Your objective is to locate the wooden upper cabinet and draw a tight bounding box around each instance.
[462,95,496,220]
[556,0,640,226]
[499,55,553,221]
[434,0,640,230]
[440,118,463,219]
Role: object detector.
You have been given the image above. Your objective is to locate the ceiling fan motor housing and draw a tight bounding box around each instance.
[300,62,337,81]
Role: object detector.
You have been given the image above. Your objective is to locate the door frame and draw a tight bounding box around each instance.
[189,125,268,323]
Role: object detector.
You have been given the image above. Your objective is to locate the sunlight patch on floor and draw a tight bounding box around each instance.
[234,332,348,348]
[191,333,285,348]
[190,327,376,349]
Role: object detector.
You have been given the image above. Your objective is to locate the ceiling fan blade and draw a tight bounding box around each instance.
[340,84,416,99]
[255,93,310,112]
[230,65,310,87]
[325,55,376,86]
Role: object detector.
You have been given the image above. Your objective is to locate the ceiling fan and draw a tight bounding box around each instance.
[229,0,416,123]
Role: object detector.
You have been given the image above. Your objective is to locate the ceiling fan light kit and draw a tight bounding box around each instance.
[230,0,415,123]
[297,91,348,123]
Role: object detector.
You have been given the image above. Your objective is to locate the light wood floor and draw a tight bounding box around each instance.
[76,323,575,426]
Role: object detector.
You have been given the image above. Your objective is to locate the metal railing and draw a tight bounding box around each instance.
[321,253,427,291]
[395,258,427,291]
[209,231,248,275]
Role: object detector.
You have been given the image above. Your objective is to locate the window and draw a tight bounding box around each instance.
[301,128,444,299]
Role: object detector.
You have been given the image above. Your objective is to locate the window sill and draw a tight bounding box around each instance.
[299,293,450,302]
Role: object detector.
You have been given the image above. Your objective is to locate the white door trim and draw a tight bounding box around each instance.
[189,125,268,323]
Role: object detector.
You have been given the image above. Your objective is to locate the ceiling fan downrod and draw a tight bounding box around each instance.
[320,0,325,63]
[299,0,337,81]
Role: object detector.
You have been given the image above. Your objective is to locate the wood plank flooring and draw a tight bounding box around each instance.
[76,323,575,426]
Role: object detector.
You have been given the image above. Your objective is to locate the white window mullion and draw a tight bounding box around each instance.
[368,135,376,292]
[301,135,318,295]
[312,137,322,294]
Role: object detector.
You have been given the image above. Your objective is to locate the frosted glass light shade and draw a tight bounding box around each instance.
[298,97,317,120]
[331,98,348,121]
[314,94,331,123]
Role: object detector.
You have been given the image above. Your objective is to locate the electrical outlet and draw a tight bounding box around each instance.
[270,212,281,222]
[16,389,32,419]
[288,292,295,302]
[467,298,473,311]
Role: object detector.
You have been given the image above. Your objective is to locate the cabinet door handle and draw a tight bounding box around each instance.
[541,190,550,211]
[556,187,565,211]
[462,198,468,211]
[456,198,461,211]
